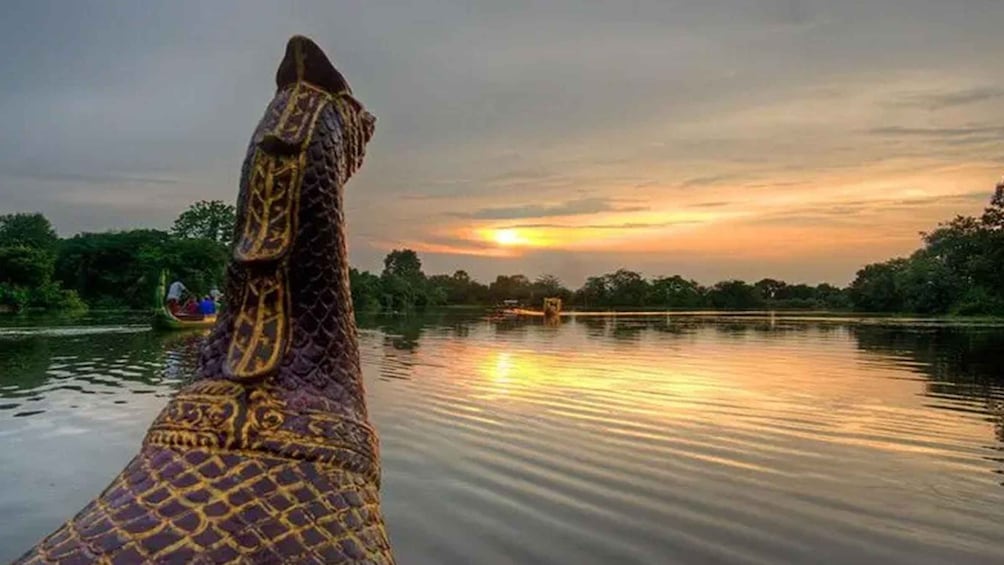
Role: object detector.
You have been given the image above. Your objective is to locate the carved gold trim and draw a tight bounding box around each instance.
[233,150,302,262]
[225,82,332,382]
[144,381,381,483]
[225,270,289,379]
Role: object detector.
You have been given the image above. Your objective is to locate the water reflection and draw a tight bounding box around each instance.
[1,314,1003,563]
[0,330,202,404]
[367,315,1004,563]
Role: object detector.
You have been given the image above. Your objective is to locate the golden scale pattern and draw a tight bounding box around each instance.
[16,37,393,564]
[227,81,330,381]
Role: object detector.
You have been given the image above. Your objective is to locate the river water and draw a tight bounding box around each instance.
[0,312,1002,563]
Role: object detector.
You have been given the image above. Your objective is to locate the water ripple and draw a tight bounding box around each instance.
[1,314,1003,563]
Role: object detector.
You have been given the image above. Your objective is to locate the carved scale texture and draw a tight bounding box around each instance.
[15,91,392,563]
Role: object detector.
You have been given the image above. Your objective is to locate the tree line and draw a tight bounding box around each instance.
[350,252,851,312]
[0,200,231,311]
[2,183,1002,315]
[349,184,1003,315]
[848,185,1004,315]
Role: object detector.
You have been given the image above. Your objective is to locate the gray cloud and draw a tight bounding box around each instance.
[889,87,1004,110]
[498,220,701,230]
[681,175,735,188]
[2,170,180,186]
[749,191,991,227]
[887,191,991,208]
[454,197,647,220]
[1,0,1003,283]
[867,126,1004,139]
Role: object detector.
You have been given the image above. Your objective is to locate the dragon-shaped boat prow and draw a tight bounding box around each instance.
[16,35,393,564]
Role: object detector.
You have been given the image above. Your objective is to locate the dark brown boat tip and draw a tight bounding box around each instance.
[275,34,351,95]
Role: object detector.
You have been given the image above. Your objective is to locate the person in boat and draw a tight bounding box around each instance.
[182,297,200,317]
[165,280,188,314]
[198,295,217,316]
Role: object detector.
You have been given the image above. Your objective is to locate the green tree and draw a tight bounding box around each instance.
[379,272,416,312]
[382,249,424,282]
[54,229,224,309]
[575,276,609,307]
[0,247,54,287]
[424,280,448,307]
[171,200,236,245]
[350,268,382,312]
[379,249,432,311]
[451,270,489,303]
[976,187,1004,294]
[426,271,488,305]
[923,216,988,286]
[0,213,58,252]
[160,237,228,298]
[0,213,82,311]
[980,183,1004,230]
[815,283,851,310]
[754,278,787,300]
[649,275,704,308]
[849,259,906,312]
[706,280,764,310]
[952,286,1004,315]
[604,269,649,307]
[845,183,1004,315]
[921,186,1004,301]
[55,230,169,307]
[488,275,532,303]
[532,274,571,303]
[895,251,961,314]
[533,274,563,295]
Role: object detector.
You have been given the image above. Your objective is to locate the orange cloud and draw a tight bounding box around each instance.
[419,160,998,266]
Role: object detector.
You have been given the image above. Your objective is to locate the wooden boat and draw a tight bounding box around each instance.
[150,271,217,330]
[488,297,562,319]
[152,305,217,330]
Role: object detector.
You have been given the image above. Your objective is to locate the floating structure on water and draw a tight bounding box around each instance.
[543,297,562,318]
[489,297,563,320]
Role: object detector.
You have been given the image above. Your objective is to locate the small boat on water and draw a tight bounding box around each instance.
[152,306,217,331]
[151,271,217,330]
[489,297,562,320]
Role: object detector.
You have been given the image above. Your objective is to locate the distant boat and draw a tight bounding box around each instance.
[151,271,217,331]
[489,297,562,319]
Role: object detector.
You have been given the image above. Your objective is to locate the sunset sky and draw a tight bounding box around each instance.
[1,1,1002,286]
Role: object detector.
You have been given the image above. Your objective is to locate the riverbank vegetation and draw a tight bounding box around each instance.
[0,213,85,312]
[0,201,231,312]
[349,256,852,313]
[2,184,1002,315]
[849,186,1004,315]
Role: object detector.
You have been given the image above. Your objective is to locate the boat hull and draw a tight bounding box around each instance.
[151,306,217,330]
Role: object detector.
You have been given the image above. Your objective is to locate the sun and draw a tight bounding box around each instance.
[492,228,523,246]
[478,227,538,249]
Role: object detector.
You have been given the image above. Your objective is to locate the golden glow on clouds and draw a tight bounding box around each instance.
[490,228,530,247]
[405,161,998,268]
[374,71,1002,282]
